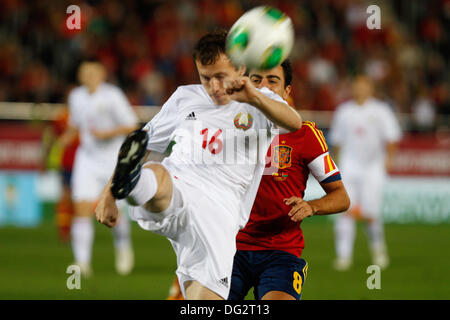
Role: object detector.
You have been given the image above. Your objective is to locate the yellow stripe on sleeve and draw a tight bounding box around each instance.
[304,122,326,152]
[318,129,328,150]
[327,154,335,171]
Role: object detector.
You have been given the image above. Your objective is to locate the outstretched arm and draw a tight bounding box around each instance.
[91,124,140,140]
[285,180,350,222]
[96,150,152,228]
[224,77,302,132]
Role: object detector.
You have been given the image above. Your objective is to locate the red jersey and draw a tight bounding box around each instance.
[236,121,341,257]
[53,109,79,171]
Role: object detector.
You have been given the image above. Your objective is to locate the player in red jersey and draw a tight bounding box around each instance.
[51,109,79,244]
[228,60,350,300]
[165,60,349,300]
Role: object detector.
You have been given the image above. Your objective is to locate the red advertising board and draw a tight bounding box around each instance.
[0,123,43,170]
[0,122,449,176]
[391,133,450,176]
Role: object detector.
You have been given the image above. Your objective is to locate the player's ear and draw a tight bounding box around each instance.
[284,84,292,98]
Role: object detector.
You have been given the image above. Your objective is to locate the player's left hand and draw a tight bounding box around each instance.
[284,196,314,222]
[224,76,258,104]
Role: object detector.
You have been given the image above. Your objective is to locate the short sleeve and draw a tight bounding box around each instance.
[328,106,346,147]
[380,104,402,143]
[111,88,138,126]
[143,87,181,153]
[67,89,79,128]
[257,86,290,133]
[307,152,341,183]
[303,122,341,183]
[302,121,329,163]
[258,86,288,105]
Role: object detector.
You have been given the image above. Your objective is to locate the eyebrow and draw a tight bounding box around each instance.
[250,74,281,80]
[200,72,227,78]
[266,75,281,80]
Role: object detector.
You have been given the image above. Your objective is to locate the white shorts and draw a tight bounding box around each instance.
[341,167,385,219]
[71,151,114,202]
[129,165,239,299]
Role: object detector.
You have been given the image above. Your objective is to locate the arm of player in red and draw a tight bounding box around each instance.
[284,180,350,223]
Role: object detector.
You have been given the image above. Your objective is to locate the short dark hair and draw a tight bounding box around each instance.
[247,59,293,88]
[79,57,103,66]
[193,30,228,65]
[280,59,292,87]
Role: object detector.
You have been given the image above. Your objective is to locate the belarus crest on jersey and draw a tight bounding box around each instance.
[234,112,253,130]
[273,145,292,169]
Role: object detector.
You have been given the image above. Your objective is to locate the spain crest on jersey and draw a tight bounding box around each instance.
[273,145,292,169]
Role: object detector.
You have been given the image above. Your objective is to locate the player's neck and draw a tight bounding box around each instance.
[355,97,370,106]
[87,83,102,94]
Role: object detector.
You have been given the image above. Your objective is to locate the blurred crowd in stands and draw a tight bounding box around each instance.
[0,0,449,131]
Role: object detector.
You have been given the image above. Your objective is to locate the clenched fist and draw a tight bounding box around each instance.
[223,77,259,104]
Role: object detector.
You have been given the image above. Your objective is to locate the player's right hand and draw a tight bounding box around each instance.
[284,196,314,222]
[224,76,258,104]
[95,189,119,228]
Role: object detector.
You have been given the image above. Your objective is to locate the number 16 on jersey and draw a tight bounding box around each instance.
[201,128,223,154]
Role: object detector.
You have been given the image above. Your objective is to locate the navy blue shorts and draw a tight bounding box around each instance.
[228,250,308,300]
[61,170,72,187]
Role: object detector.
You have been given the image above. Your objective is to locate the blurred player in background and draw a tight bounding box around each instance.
[228,60,350,300]
[44,108,79,244]
[329,75,402,271]
[58,60,139,276]
[95,31,302,300]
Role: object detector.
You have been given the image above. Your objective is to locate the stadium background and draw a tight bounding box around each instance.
[0,0,449,299]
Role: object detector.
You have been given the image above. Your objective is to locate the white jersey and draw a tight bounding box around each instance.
[68,82,138,174]
[329,98,401,175]
[143,84,285,228]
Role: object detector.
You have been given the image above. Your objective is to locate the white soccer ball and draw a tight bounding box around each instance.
[226,6,294,70]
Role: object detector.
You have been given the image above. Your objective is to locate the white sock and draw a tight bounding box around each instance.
[127,168,158,206]
[335,214,356,260]
[367,218,386,252]
[71,216,94,265]
[112,202,131,249]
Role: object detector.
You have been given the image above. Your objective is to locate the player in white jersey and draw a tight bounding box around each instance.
[59,60,139,276]
[329,75,402,270]
[95,31,302,300]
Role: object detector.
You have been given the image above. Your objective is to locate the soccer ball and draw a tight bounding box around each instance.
[226,6,294,70]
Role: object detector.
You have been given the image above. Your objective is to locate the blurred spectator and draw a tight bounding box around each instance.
[308,56,337,85]
[411,87,437,132]
[0,0,448,130]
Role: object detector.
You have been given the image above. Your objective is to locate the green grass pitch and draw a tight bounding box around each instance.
[0,216,449,299]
